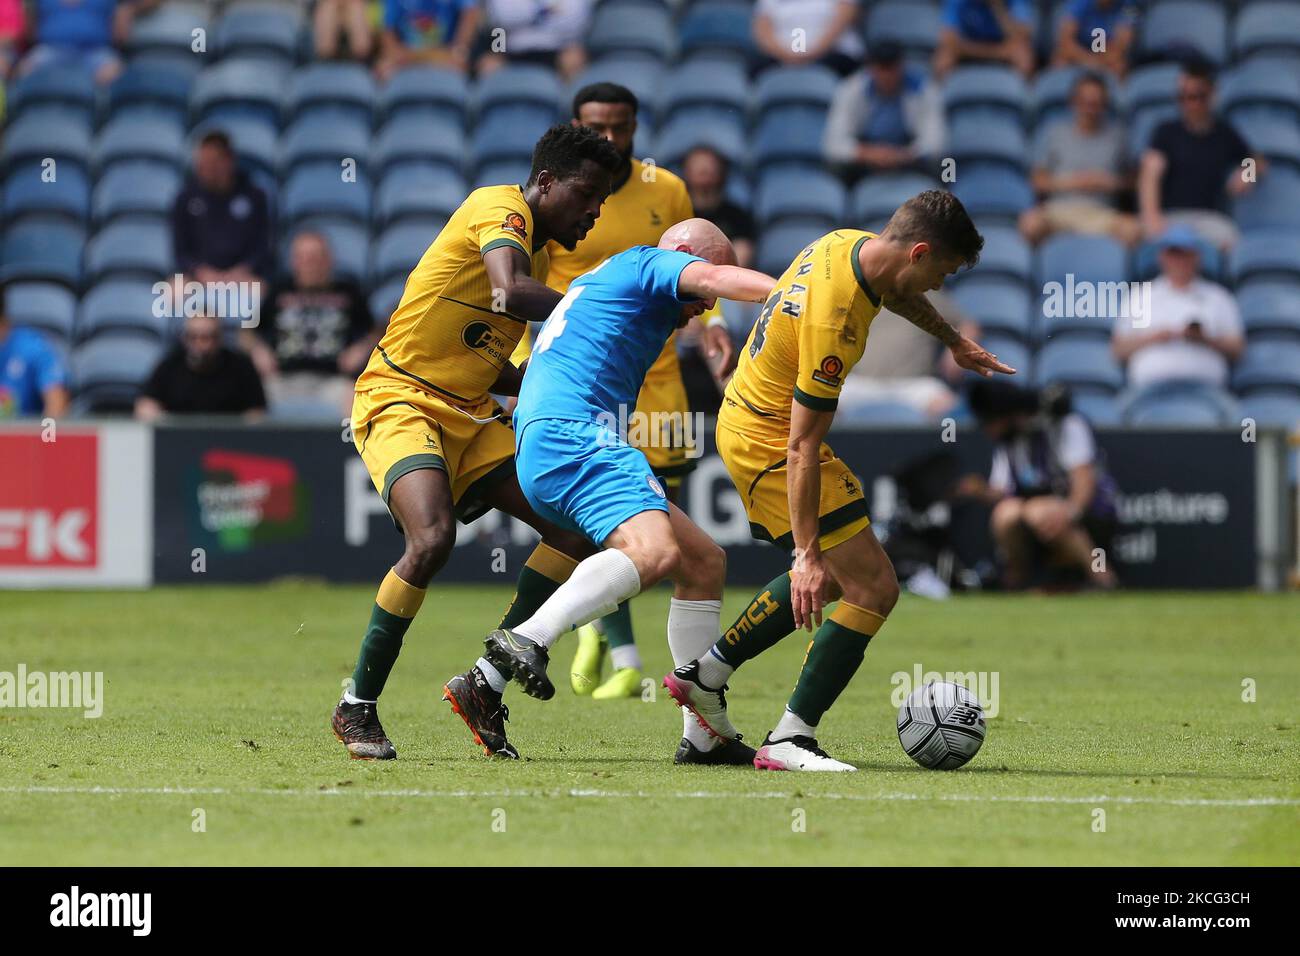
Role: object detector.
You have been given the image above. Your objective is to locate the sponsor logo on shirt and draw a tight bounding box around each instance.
[812,354,844,387]
[502,212,528,240]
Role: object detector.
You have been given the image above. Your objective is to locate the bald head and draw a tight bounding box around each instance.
[658,217,736,266]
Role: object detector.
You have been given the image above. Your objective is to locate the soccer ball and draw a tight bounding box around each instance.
[897,680,986,770]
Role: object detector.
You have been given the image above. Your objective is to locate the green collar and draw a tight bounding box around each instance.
[850,235,881,307]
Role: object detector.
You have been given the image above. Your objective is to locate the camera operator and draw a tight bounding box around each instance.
[959,380,1119,591]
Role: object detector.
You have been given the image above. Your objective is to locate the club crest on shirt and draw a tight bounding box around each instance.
[812,354,844,387]
[839,472,860,497]
[502,212,528,240]
[647,475,666,499]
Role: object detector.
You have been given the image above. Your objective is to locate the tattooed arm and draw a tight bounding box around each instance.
[883,292,1017,377]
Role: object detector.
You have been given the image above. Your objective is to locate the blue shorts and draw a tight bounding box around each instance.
[516,418,670,546]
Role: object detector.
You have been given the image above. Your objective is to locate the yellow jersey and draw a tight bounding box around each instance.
[357,184,549,407]
[725,229,883,431]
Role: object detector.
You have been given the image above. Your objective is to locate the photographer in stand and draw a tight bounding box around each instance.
[959,380,1120,591]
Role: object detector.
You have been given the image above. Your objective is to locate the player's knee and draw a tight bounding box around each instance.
[645,540,682,586]
[681,538,726,591]
[403,518,455,584]
[841,559,899,617]
[990,497,1024,534]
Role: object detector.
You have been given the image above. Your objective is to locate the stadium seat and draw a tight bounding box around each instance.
[756,219,834,277]
[3,282,78,342]
[661,58,749,117]
[968,334,1031,384]
[569,56,665,126]
[753,66,839,115]
[1229,230,1300,283]
[849,172,941,227]
[279,114,372,176]
[195,116,279,179]
[190,59,289,130]
[377,66,469,127]
[1122,386,1239,426]
[1034,336,1123,391]
[0,221,85,287]
[867,1,942,59]
[1234,1,1300,60]
[1036,235,1131,338]
[94,114,186,174]
[372,223,442,287]
[1141,0,1228,66]
[71,332,166,413]
[76,280,171,341]
[473,160,532,190]
[128,2,211,58]
[654,114,747,168]
[2,164,91,225]
[1233,338,1300,391]
[971,225,1033,284]
[368,279,406,325]
[754,169,845,226]
[106,64,195,125]
[835,398,931,425]
[587,0,677,60]
[281,162,371,226]
[1127,104,1178,161]
[944,66,1029,126]
[279,220,369,288]
[84,222,172,284]
[1037,234,1128,288]
[1121,62,1182,116]
[950,166,1033,222]
[949,113,1027,172]
[476,65,563,118]
[7,64,96,124]
[1230,115,1300,173]
[372,115,465,177]
[949,276,1035,342]
[1220,62,1300,122]
[1133,236,1222,283]
[470,110,552,171]
[1068,389,1121,427]
[1237,279,1300,337]
[94,162,182,225]
[375,166,465,228]
[1241,390,1300,430]
[752,107,828,168]
[0,109,92,171]
[679,1,755,62]
[214,2,303,64]
[286,62,376,128]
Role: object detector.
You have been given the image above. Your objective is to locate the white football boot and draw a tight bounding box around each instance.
[663,661,739,739]
[753,734,857,772]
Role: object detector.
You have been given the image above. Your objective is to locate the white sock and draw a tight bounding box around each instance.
[667,598,723,745]
[475,657,507,694]
[610,644,642,671]
[512,549,642,648]
[342,690,375,705]
[697,646,734,689]
[773,707,818,742]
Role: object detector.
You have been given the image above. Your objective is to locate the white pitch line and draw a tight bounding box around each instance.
[0,785,1297,808]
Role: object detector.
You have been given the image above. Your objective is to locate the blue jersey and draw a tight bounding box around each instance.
[0,326,66,417]
[514,246,702,432]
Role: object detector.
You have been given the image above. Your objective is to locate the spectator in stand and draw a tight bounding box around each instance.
[1051,0,1137,79]
[681,146,755,269]
[476,0,590,82]
[374,0,479,80]
[752,0,864,77]
[136,313,266,421]
[172,131,273,292]
[933,0,1035,79]
[1019,71,1139,246]
[242,231,379,417]
[315,0,375,62]
[824,40,945,177]
[17,0,158,85]
[0,0,25,81]
[1112,225,1244,401]
[0,286,69,419]
[838,291,978,419]
[1138,60,1262,251]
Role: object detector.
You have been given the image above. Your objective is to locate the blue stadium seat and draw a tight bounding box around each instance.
[754,169,845,226]
[281,162,371,226]
[95,114,186,173]
[476,65,563,117]
[654,114,747,168]
[1037,234,1128,288]
[128,3,212,58]
[1231,115,1300,173]
[3,164,91,224]
[1141,0,1228,66]
[1121,62,1182,115]
[950,166,1033,222]
[1234,2,1300,60]
[372,116,465,177]
[372,224,441,287]
[375,166,465,228]
[94,162,182,225]
[661,58,749,117]
[369,279,405,325]
[836,398,931,425]
[756,219,834,277]
[944,66,1029,125]
[279,114,371,176]
[1220,62,1300,121]
[949,276,1035,341]
[7,64,96,123]
[867,1,942,59]
[969,334,1031,383]
[71,332,166,412]
[1037,235,1130,338]
[377,66,469,126]
[679,1,755,61]
[849,172,940,227]
[569,56,665,126]
[972,225,1033,284]
[1122,386,1239,426]
[0,221,85,287]
[0,109,92,170]
[190,59,289,130]
[1241,390,1300,429]
[753,107,827,168]
[85,222,172,284]
[754,66,839,114]
[1127,104,1179,161]
[1034,336,1123,391]
[280,221,370,287]
[76,281,171,341]
[1068,389,1121,427]
[470,107,554,169]
[1134,236,1222,283]
[3,282,78,342]
[949,113,1027,172]
[214,2,303,64]
[195,116,279,179]
[587,1,676,60]
[107,64,194,125]
[1233,338,1300,391]
[1230,230,1300,283]
[286,62,376,128]
[474,160,533,190]
[1238,279,1300,338]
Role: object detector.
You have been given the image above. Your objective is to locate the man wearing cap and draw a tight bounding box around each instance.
[824,40,945,179]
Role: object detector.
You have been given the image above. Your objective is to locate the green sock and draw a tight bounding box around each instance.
[599,601,635,649]
[351,569,425,701]
[714,572,796,667]
[499,542,579,628]
[786,602,885,725]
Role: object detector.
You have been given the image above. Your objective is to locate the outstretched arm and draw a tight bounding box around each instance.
[678,262,776,304]
[883,292,1017,377]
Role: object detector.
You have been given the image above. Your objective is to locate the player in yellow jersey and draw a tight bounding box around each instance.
[665,191,1016,771]
[331,124,623,762]
[516,82,739,702]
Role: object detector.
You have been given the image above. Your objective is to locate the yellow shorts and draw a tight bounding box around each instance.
[352,381,515,525]
[633,359,697,481]
[716,400,870,551]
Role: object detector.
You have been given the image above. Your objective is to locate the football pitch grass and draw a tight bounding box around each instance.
[2,585,1297,866]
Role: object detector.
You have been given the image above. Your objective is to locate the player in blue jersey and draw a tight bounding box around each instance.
[445,219,775,764]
